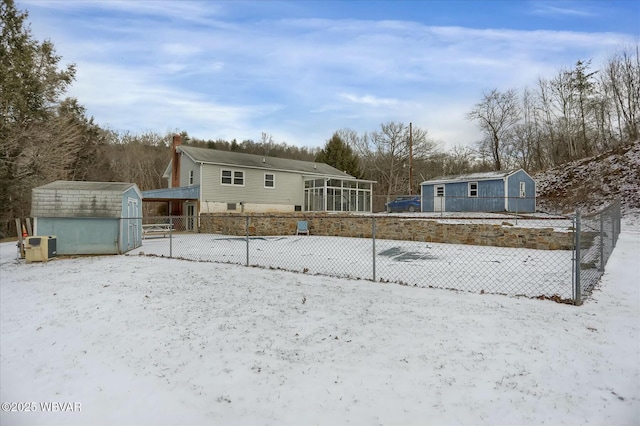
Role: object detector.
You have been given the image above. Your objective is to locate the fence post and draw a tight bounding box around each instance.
[169,216,173,258]
[599,211,604,272]
[372,217,376,282]
[613,200,619,246]
[574,211,582,305]
[245,216,250,267]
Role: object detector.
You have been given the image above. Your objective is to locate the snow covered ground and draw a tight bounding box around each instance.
[1,218,638,425]
[131,234,574,299]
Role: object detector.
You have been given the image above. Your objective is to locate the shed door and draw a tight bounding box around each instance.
[434,185,445,212]
[127,198,139,250]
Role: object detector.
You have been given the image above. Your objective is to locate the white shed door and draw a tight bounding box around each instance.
[127,198,139,250]
[434,185,445,212]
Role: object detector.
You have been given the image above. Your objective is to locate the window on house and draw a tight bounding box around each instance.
[189,170,194,185]
[221,169,244,186]
[468,182,478,197]
[221,170,232,185]
[264,173,275,188]
[519,182,526,198]
[233,171,244,185]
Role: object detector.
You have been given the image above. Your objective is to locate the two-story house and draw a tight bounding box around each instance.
[144,136,374,223]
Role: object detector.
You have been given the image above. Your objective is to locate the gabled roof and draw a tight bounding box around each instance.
[175,145,355,178]
[35,180,140,194]
[32,181,142,218]
[421,170,528,185]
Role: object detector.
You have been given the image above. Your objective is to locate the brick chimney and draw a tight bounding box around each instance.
[171,134,182,188]
[170,134,183,217]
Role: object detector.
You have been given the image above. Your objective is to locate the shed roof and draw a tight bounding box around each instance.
[175,146,355,178]
[421,170,523,185]
[31,181,142,218]
[36,180,139,193]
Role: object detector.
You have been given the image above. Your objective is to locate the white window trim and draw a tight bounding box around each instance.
[264,173,275,189]
[221,169,245,187]
[188,170,194,185]
[468,181,478,197]
[519,181,526,198]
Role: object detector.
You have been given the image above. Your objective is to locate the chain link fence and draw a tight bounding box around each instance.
[573,200,622,304]
[133,200,620,304]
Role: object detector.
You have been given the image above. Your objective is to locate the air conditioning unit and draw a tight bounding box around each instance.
[25,236,57,263]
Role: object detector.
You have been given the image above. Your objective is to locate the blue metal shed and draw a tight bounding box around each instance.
[31,181,143,255]
[420,169,536,213]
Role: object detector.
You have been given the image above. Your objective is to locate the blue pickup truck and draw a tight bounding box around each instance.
[385,195,421,213]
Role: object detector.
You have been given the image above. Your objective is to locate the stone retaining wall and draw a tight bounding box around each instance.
[199,213,573,250]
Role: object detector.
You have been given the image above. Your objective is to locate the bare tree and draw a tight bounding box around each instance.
[603,46,640,142]
[353,122,436,201]
[467,89,521,170]
[571,60,598,157]
[104,131,170,191]
[259,132,275,156]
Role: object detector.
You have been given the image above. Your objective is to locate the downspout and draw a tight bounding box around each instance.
[198,162,203,226]
[504,177,509,212]
[324,178,328,212]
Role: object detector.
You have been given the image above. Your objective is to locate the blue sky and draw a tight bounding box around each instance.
[18,0,640,150]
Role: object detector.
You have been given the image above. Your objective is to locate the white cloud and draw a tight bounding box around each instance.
[340,94,399,107]
[530,3,596,17]
[16,1,638,150]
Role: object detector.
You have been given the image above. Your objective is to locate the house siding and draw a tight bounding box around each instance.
[35,217,119,255]
[200,164,304,206]
[441,180,505,212]
[421,180,505,212]
[421,186,434,211]
[179,154,201,188]
[506,170,536,213]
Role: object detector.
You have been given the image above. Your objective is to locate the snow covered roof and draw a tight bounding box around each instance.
[35,180,139,193]
[421,170,522,185]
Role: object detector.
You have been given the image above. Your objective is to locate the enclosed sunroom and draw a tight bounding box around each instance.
[304,178,374,212]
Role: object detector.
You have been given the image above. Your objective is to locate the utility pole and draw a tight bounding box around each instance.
[409,122,413,195]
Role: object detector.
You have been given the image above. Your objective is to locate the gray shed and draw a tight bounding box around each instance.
[31,181,143,255]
